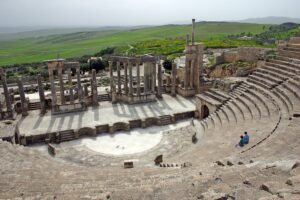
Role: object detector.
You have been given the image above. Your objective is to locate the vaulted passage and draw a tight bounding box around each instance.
[201,105,210,119]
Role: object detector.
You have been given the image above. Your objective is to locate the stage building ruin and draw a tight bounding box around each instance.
[177,19,204,97]
[109,55,163,104]
[45,59,92,114]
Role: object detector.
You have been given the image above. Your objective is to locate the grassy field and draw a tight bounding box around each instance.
[0,22,270,66]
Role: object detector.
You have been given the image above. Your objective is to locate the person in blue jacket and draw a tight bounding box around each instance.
[243,131,249,144]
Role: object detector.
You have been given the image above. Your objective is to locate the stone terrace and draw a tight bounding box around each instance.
[18,94,196,136]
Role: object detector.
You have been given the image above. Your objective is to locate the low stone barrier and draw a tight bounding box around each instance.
[110,122,130,133]
[143,117,158,128]
[96,124,109,134]
[129,119,142,129]
[78,127,96,137]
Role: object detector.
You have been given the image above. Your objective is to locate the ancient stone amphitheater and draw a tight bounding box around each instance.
[1,37,300,200]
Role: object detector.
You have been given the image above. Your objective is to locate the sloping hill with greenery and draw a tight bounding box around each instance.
[0,22,270,66]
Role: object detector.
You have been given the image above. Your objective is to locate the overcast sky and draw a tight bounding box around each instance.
[0,0,299,27]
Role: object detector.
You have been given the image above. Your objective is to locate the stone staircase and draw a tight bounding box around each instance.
[204,89,230,104]
[28,101,41,111]
[159,86,166,94]
[159,115,172,125]
[58,130,76,143]
[98,93,111,102]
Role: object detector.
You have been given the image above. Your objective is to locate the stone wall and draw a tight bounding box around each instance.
[176,68,185,85]
[216,47,270,64]
[290,37,300,44]
[237,47,262,62]
[95,124,109,134]
[223,51,238,63]
[78,127,96,137]
[195,97,221,119]
[143,117,158,128]
[18,110,197,146]
[129,120,142,129]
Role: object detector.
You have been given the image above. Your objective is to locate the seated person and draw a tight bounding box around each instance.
[239,136,244,147]
[243,131,249,144]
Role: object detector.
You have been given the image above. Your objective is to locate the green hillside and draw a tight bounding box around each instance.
[0,22,270,66]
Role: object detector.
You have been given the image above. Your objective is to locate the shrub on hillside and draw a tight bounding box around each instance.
[163,59,173,71]
[95,47,115,56]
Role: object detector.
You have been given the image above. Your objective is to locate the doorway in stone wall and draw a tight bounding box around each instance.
[201,105,209,119]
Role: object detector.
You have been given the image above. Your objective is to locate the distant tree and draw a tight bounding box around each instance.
[41,71,49,79]
[90,59,107,72]
[247,32,253,37]
[163,59,173,71]
[78,55,91,64]
[94,47,115,57]
[81,63,90,73]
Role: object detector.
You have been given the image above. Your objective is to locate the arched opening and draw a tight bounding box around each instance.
[201,105,210,119]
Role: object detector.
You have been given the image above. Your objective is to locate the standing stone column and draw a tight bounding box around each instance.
[136,62,141,96]
[0,98,2,113]
[76,67,83,103]
[109,61,114,92]
[37,74,46,114]
[190,59,194,88]
[109,61,117,103]
[192,19,195,45]
[185,59,189,89]
[2,73,12,112]
[48,69,57,111]
[58,68,65,105]
[186,34,190,46]
[128,61,133,96]
[171,63,177,97]
[84,84,88,97]
[124,61,128,95]
[17,77,28,116]
[67,69,74,104]
[144,62,149,94]
[91,69,98,106]
[197,44,204,93]
[117,62,121,94]
[151,62,156,93]
[157,64,162,98]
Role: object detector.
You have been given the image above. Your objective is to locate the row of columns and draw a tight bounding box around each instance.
[109,60,163,99]
[48,66,84,111]
[0,71,28,117]
[0,64,98,117]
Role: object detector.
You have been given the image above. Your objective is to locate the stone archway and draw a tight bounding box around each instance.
[201,105,210,119]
